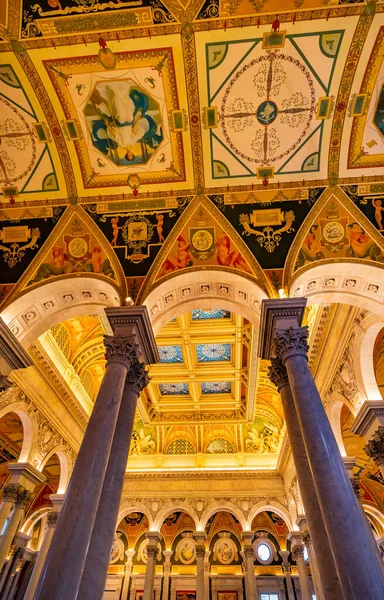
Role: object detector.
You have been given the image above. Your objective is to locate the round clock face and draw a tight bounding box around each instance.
[322,221,344,244]
[68,237,88,258]
[192,229,213,251]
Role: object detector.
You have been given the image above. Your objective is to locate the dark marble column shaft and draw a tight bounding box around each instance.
[34,335,137,600]
[268,358,342,600]
[274,325,384,600]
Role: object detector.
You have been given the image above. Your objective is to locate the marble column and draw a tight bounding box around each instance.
[14,548,36,600]
[194,532,206,600]
[1,532,30,600]
[364,427,384,478]
[268,359,341,600]
[23,511,60,600]
[143,532,161,600]
[78,359,149,600]
[203,550,211,600]
[289,534,312,600]
[300,527,322,600]
[0,484,19,535]
[34,334,137,600]
[273,320,384,599]
[121,549,135,600]
[241,532,257,600]
[162,550,173,600]
[279,550,295,600]
[0,488,31,571]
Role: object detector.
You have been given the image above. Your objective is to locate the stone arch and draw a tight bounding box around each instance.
[153,504,199,532]
[22,508,51,551]
[141,269,268,336]
[326,394,353,456]
[199,502,247,532]
[117,501,154,530]
[247,501,293,532]
[0,276,121,349]
[355,316,384,401]
[363,504,384,538]
[39,446,70,494]
[288,262,384,319]
[0,400,36,464]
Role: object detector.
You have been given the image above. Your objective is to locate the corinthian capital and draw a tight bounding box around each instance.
[364,427,384,466]
[104,335,141,369]
[292,544,305,561]
[273,326,309,364]
[16,488,32,508]
[124,360,149,395]
[2,483,20,503]
[268,357,289,391]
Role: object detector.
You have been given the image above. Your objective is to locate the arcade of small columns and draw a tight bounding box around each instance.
[0,300,383,599]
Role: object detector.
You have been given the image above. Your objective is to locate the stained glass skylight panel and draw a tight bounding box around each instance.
[159,383,189,395]
[196,343,231,362]
[157,345,183,363]
[201,382,231,394]
[192,309,231,320]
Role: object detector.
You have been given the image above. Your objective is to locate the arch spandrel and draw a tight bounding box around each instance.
[283,185,384,291]
[138,194,275,303]
[2,205,126,312]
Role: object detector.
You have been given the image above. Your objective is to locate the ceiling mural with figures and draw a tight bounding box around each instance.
[1,0,384,477]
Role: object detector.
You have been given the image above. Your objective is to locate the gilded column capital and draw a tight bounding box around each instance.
[273,326,309,364]
[364,427,384,466]
[2,482,20,503]
[104,335,141,369]
[16,488,32,508]
[47,512,59,526]
[145,545,159,559]
[292,544,305,561]
[124,360,149,395]
[268,357,289,391]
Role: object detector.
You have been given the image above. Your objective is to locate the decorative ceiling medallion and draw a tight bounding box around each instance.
[196,343,231,362]
[201,381,231,394]
[159,383,189,395]
[158,345,183,363]
[220,52,316,165]
[191,309,230,320]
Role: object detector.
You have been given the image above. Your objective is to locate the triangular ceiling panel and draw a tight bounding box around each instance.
[284,187,384,283]
[10,205,126,298]
[142,194,271,296]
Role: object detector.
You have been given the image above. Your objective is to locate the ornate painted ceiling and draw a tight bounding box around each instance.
[1,0,384,469]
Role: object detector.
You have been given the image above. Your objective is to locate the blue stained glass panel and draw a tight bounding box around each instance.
[159,383,189,395]
[201,382,231,394]
[196,343,231,362]
[157,345,183,363]
[192,309,230,320]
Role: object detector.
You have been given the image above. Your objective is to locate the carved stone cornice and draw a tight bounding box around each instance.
[0,318,32,371]
[124,360,149,395]
[268,358,289,392]
[105,306,159,365]
[364,427,384,466]
[27,342,88,429]
[104,335,141,369]
[273,326,309,364]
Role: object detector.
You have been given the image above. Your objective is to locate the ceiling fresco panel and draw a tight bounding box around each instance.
[20,0,178,40]
[196,19,357,189]
[0,57,65,199]
[29,36,194,196]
